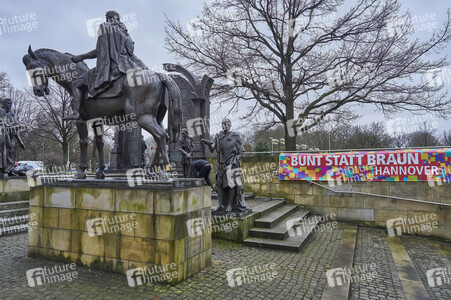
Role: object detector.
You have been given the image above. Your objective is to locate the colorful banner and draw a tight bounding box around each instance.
[279,148,451,182]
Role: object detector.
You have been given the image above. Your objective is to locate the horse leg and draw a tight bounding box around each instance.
[137,114,169,168]
[93,123,105,179]
[75,119,88,179]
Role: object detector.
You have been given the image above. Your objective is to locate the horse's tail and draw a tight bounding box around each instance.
[160,74,182,142]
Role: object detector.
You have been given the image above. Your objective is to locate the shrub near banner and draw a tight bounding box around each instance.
[279,148,451,182]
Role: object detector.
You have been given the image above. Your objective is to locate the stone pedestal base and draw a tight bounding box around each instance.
[0,177,30,202]
[28,178,212,285]
[211,209,253,218]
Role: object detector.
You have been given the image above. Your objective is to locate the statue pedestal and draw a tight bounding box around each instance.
[211,209,253,218]
[28,178,212,285]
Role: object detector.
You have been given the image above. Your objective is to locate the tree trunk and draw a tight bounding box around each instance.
[62,144,68,168]
[285,90,296,151]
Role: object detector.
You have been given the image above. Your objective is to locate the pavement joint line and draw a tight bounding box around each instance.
[321,223,357,300]
[387,236,430,300]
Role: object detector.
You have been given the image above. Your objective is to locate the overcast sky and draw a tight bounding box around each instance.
[0,0,450,137]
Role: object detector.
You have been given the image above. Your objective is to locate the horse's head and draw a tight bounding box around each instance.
[22,45,51,97]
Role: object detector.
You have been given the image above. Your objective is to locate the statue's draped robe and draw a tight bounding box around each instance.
[211,130,249,211]
[76,21,147,98]
[0,109,17,173]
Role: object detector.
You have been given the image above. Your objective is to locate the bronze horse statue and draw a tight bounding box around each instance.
[22,46,181,179]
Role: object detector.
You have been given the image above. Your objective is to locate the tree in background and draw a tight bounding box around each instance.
[252,119,447,151]
[25,81,78,167]
[443,130,451,146]
[406,122,439,147]
[346,122,392,149]
[166,0,451,151]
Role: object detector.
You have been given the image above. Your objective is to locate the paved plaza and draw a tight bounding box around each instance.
[1,223,449,300]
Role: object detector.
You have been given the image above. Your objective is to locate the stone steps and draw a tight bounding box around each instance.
[239,195,319,252]
[254,204,300,228]
[0,223,29,236]
[243,215,320,252]
[249,209,310,240]
[249,199,287,217]
[0,200,29,210]
[0,198,29,237]
[0,208,29,219]
[0,213,29,225]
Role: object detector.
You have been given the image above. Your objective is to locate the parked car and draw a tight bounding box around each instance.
[11,164,36,176]
[16,161,44,171]
[12,161,44,176]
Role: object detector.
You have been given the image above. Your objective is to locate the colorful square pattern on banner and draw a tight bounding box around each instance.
[279,148,451,182]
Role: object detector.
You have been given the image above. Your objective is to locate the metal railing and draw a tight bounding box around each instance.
[307,180,451,208]
[241,146,451,155]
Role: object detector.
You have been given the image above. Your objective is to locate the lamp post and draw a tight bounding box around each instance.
[279,138,285,152]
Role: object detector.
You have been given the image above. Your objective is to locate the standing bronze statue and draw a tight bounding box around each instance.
[23,10,182,179]
[178,128,194,178]
[202,119,249,213]
[0,98,25,178]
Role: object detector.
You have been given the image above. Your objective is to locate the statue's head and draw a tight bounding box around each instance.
[181,128,188,137]
[1,98,12,112]
[22,45,50,97]
[222,119,232,132]
[106,11,120,23]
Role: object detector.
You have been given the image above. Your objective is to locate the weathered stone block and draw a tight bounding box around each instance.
[395,199,441,212]
[29,188,43,207]
[185,234,202,260]
[432,185,451,203]
[4,178,29,193]
[43,207,59,228]
[389,183,432,200]
[115,189,153,213]
[49,228,71,252]
[171,190,185,213]
[155,215,176,240]
[186,188,204,212]
[290,182,313,195]
[374,210,408,222]
[119,236,154,263]
[75,209,102,232]
[29,206,43,227]
[134,214,155,239]
[71,230,81,253]
[330,196,363,208]
[45,187,75,208]
[59,208,75,230]
[154,190,172,214]
[363,196,396,210]
[75,188,114,211]
[81,232,105,257]
[174,238,186,264]
[337,208,374,221]
[28,225,39,247]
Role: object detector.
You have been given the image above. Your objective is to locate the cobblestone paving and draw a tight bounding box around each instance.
[0,223,344,300]
[2,225,449,299]
[402,235,451,300]
[349,227,405,300]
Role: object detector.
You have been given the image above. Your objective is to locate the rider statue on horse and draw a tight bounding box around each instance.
[22,10,182,179]
[65,10,147,120]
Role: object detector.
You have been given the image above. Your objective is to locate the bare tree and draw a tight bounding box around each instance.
[26,81,78,166]
[407,122,439,147]
[391,132,410,148]
[165,0,451,150]
[442,130,451,146]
